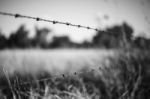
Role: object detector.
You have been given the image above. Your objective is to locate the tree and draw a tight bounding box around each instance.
[133,36,150,49]
[81,40,92,48]
[106,22,133,41]
[50,36,72,48]
[32,27,50,48]
[92,22,134,48]
[106,22,133,48]
[0,32,7,49]
[8,25,30,48]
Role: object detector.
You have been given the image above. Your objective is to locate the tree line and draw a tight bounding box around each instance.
[0,22,150,49]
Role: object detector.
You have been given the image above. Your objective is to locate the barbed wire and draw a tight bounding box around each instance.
[0,11,123,38]
[0,11,100,32]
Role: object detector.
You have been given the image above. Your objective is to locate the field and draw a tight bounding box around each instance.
[0,49,149,99]
[0,49,115,75]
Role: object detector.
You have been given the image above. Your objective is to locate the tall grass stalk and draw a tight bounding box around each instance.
[3,67,16,99]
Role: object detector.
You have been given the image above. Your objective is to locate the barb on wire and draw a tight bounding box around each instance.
[0,11,99,32]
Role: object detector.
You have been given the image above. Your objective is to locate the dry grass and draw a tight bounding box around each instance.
[0,49,150,99]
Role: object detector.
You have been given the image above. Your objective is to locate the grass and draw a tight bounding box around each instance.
[0,49,150,99]
[1,68,105,99]
[0,49,115,75]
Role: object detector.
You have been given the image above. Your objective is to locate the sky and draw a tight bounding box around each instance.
[0,0,150,43]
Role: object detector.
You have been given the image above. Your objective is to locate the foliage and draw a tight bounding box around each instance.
[7,25,31,48]
[0,22,150,49]
[92,22,133,48]
[133,36,150,49]
[50,36,72,48]
[32,27,50,48]
[0,32,7,49]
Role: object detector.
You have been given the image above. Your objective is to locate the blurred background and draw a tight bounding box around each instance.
[0,0,150,76]
[0,0,150,43]
[0,0,150,99]
[0,0,150,72]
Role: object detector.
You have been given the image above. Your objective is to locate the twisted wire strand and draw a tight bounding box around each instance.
[0,11,99,32]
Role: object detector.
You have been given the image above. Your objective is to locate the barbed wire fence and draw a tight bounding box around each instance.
[0,11,120,35]
[0,11,99,32]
